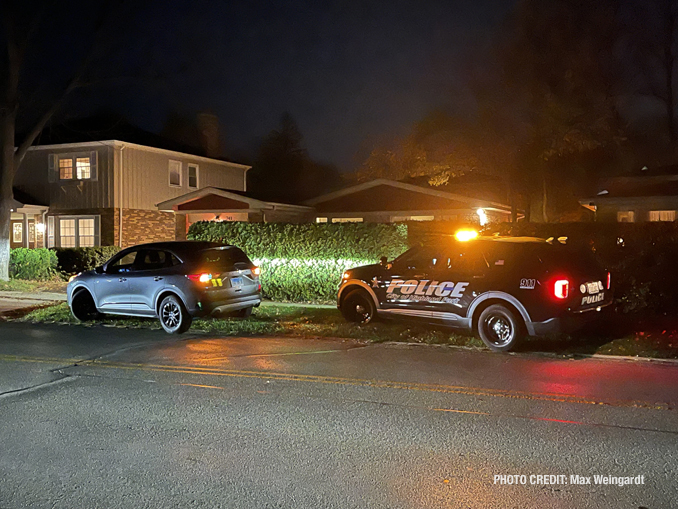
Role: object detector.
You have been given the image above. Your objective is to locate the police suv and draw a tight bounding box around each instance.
[337,232,613,351]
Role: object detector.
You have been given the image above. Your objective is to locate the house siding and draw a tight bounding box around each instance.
[15,146,115,209]
[119,146,246,210]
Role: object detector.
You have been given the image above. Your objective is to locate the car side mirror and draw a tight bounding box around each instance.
[95,266,104,274]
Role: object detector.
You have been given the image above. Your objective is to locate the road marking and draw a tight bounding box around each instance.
[179,383,224,390]
[1,353,674,411]
[82,359,672,410]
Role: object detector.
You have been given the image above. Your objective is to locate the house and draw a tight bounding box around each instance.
[580,165,678,222]
[12,140,252,248]
[302,178,513,224]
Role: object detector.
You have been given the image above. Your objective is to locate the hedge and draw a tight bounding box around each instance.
[9,248,58,280]
[53,246,121,274]
[188,222,409,302]
[484,222,678,314]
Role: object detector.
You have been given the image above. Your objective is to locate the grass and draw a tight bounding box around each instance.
[0,278,68,293]
[12,302,678,359]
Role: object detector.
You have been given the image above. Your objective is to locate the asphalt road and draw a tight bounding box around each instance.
[0,322,676,508]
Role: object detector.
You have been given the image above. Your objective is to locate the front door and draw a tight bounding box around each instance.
[93,250,140,313]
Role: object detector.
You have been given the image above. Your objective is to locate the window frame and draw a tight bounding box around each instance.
[47,216,55,248]
[616,210,635,223]
[56,215,101,248]
[648,210,676,222]
[169,160,182,188]
[12,223,22,243]
[187,163,199,189]
[57,153,95,181]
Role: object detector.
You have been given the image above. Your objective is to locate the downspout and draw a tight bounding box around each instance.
[118,144,126,247]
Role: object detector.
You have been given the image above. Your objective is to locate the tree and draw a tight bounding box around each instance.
[476,0,625,221]
[249,113,342,203]
[625,0,678,146]
[0,1,134,280]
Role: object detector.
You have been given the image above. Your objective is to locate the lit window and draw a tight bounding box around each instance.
[59,158,73,179]
[617,211,635,223]
[169,160,182,187]
[12,223,22,243]
[648,210,675,222]
[76,157,91,179]
[188,164,198,189]
[60,219,76,247]
[78,218,95,247]
[391,215,435,222]
[331,217,363,223]
[29,223,35,243]
[47,217,54,248]
[315,217,328,223]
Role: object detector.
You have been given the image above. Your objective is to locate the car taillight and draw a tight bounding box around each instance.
[554,279,569,299]
[188,273,212,283]
[606,271,611,290]
[252,266,261,276]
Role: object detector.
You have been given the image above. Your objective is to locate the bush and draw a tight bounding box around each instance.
[484,222,678,314]
[188,222,409,302]
[9,248,58,280]
[54,246,121,275]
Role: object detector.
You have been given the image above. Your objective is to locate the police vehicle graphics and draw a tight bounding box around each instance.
[337,236,613,351]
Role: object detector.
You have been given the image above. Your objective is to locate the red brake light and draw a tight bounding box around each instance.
[606,272,611,290]
[188,273,212,283]
[554,279,569,299]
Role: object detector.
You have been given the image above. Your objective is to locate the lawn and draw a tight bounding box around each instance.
[0,279,68,293]
[13,301,678,359]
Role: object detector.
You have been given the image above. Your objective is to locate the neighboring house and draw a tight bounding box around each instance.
[12,140,251,248]
[580,165,678,222]
[302,178,513,224]
[156,187,314,230]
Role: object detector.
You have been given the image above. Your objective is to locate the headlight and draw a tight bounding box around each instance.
[68,273,81,283]
[342,271,350,280]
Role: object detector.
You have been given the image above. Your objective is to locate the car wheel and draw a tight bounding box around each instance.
[341,289,377,325]
[477,304,523,352]
[71,290,101,321]
[159,295,192,334]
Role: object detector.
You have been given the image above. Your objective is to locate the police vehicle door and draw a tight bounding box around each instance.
[382,246,439,318]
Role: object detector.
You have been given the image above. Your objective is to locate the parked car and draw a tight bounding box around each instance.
[337,232,613,351]
[67,241,262,333]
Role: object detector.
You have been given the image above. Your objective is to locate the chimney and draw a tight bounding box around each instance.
[197,112,221,158]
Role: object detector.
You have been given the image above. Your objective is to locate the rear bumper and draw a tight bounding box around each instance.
[190,293,261,317]
[529,300,613,336]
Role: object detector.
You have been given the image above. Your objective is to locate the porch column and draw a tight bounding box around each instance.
[22,213,28,248]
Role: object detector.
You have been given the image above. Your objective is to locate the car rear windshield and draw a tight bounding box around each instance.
[199,247,252,271]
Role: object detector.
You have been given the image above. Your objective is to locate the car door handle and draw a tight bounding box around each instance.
[119,277,127,282]
[154,277,163,281]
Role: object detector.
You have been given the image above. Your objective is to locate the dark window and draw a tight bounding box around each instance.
[199,247,251,271]
[137,250,169,270]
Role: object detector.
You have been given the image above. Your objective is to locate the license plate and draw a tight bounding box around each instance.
[231,277,243,289]
[586,282,600,294]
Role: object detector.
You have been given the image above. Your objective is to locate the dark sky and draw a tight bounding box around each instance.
[64,0,517,169]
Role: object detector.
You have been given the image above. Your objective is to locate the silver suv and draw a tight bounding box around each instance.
[67,241,262,333]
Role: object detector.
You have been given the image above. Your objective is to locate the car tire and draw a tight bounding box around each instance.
[71,290,102,322]
[158,295,192,334]
[477,304,523,352]
[341,289,377,325]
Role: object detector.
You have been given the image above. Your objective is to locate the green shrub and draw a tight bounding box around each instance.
[188,222,409,302]
[9,248,58,280]
[54,246,121,274]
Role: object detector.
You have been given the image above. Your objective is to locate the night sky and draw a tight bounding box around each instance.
[70,0,516,169]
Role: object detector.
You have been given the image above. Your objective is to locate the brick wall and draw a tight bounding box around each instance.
[119,209,176,248]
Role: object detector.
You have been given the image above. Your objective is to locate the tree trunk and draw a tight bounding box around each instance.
[0,112,16,281]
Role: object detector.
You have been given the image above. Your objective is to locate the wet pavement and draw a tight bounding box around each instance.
[0,322,676,508]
